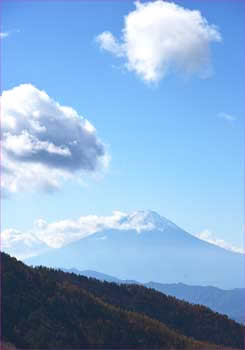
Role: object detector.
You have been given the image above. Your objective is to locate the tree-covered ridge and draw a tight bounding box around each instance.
[2,253,243,349]
[36,263,244,348]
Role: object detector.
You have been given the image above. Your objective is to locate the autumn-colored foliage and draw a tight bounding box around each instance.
[1,342,16,350]
[1,253,243,349]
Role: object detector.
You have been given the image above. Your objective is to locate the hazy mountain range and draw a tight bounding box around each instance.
[26,210,244,289]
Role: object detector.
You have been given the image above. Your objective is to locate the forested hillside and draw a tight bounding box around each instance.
[2,253,244,349]
[62,268,244,324]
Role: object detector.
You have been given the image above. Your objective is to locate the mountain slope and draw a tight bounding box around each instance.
[26,211,244,289]
[53,268,244,348]
[61,268,244,324]
[4,253,243,349]
[2,252,223,350]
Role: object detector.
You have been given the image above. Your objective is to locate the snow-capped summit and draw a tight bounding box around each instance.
[117,210,177,232]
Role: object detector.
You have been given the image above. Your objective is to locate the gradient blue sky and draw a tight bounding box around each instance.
[1,0,244,250]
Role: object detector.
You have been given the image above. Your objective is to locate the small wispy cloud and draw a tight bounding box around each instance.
[196,229,243,254]
[218,112,236,122]
[0,32,9,39]
[0,29,21,39]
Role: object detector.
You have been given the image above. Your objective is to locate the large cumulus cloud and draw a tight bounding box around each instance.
[1,84,109,194]
[96,1,221,82]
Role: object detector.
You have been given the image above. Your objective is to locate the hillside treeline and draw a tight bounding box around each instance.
[2,253,243,349]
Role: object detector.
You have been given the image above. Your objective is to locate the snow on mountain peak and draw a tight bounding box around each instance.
[115,210,177,233]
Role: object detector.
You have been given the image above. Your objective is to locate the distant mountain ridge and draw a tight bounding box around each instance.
[62,268,122,283]
[61,268,245,324]
[26,210,244,289]
[147,281,245,325]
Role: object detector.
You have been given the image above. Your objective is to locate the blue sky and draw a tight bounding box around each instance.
[1,0,244,252]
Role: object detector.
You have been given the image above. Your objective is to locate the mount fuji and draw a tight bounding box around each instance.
[26,210,244,289]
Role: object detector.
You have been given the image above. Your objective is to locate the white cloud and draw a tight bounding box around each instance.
[1,228,50,259]
[96,1,221,82]
[1,84,109,195]
[0,32,9,39]
[96,31,124,57]
[218,112,236,122]
[196,229,244,254]
[32,210,160,248]
[1,210,173,258]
